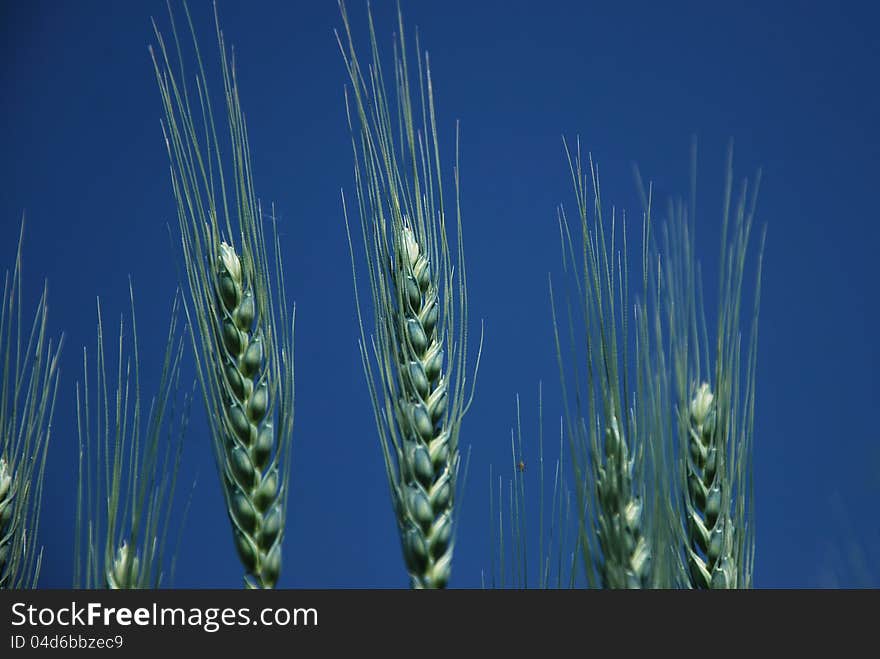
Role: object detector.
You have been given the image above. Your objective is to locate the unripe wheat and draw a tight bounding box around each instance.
[74,290,189,590]
[0,458,14,578]
[214,242,283,588]
[151,3,295,588]
[392,225,454,588]
[684,383,738,587]
[594,416,651,588]
[653,143,765,589]
[338,2,480,588]
[0,220,62,590]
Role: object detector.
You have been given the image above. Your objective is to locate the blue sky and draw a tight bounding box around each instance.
[1,0,878,588]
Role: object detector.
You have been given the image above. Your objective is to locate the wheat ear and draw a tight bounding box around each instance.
[385,224,455,588]
[151,2,295,589]
[74,287,189,589]
[338,2,481,588]
[550,140,659,588]
[593,416,652,588]
[653,142,765,588]
[0,219,63,590]
[212,241,284,587]
[683,383,736,587]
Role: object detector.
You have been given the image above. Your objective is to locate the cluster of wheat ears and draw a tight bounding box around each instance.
[0,2,764,590]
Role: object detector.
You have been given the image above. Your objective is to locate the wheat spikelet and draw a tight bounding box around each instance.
[0,219,63,590]
[338,2,481,588]
[151,2,295,589]
[106,542,142,590]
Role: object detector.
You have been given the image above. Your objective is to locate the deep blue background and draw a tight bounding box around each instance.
[1,0,878,588]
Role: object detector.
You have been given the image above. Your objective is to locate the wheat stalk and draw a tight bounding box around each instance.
[151,2,295,589]
[74,286,189,590]
[0,219,63,590]
[338,2,481,589]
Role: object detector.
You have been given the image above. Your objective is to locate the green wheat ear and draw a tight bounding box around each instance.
[74,286,190,590]
[684,382,735,587]
[634,140,765,588]
[151,2,295,589]
[663,144,765,589]
[338,2,481,589]
[0,219,63,590]
[551,140,659,588]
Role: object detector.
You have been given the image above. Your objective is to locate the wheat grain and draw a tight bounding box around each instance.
[151,2,295,589]
[338,2,481,588]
